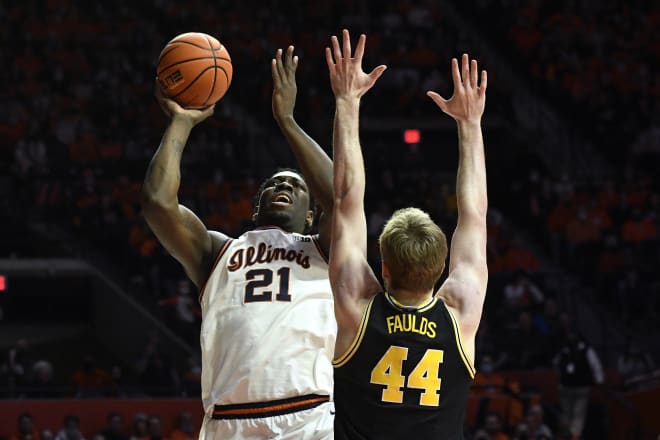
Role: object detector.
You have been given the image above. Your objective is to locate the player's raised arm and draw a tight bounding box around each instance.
[430,54,489,344]
[326,30,386,354]
[272,46,334,253]
[141,85,228,289]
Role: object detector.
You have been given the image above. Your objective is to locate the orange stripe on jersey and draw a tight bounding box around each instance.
[212,394,329,419]
[198,238,233,303]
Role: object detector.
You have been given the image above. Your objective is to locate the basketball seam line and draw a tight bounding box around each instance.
[166,40,221,51]
[203,34,218,106]
[156,57,230,76]
[171,65,218,102]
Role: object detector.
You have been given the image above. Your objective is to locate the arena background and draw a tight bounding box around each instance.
[1,0,658,438]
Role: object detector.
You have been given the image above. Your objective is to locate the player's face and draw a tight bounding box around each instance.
[254,171,313,233]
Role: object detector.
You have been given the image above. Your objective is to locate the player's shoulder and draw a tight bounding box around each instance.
[208,230,233,250]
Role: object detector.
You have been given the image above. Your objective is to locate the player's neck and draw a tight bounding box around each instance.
[388,288,434,307]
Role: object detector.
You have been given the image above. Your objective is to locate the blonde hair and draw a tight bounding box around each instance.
[378,208,448,293]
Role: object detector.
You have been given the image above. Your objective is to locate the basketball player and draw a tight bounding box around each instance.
[142,46,335,439]
[326,30,488,439]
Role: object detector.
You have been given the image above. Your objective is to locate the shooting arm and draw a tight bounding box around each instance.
[141,115,225,289]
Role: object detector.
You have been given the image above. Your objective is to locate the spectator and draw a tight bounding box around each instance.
[507,311,548,369]
[54,415,85,440]
[146,416,167,440]
[11,413,39,440]
[6,339,36,396]
[168,412,196,440]
[473,412,511,440]
[128,414,148,440]
[617,339,656,388]
[106,365,130,398]
[135,338,180,397]
[72,355,111,398]
[532,298,563,353]
[514,404,553,440]
[474,320,509,371]
[157,279,200,343]
[95,412,128,440]
[180,357,201,398]
[503,271,545,313]
[26,360,60,398]
[472,355,507,395]
[554,331,604,440]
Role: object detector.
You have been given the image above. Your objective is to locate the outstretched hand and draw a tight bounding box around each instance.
[325,29,387,100]
[272,46,299,123]
[154,80,215,126]
[427,54,487,124]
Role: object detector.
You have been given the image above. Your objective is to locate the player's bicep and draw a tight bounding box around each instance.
[448,215,488,276]
[143,203,219,288]
[438,264,487,338]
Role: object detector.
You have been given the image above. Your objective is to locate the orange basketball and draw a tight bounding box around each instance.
[156,32,233,109]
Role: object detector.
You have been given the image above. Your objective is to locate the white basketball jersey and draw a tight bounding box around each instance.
[199,227,336,414]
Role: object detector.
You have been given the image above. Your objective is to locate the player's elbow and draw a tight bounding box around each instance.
[333,184,364,209]
[141,188,176,219]
[461,198,488,220]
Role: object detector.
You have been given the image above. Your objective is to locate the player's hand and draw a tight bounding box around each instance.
[272,46,298,123]
[325,29,386,101]
[427,54,487,124]
[155,79,215,127]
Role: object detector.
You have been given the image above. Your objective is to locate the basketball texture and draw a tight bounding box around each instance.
[156,32,232,109]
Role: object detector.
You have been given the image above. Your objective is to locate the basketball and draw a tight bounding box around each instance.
[156,32,233,109]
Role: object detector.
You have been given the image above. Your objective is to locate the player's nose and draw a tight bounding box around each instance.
[276,180,294,192]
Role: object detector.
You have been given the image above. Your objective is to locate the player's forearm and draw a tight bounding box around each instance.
[455,120,488,219]
[332,98,365,202]
[276,115,334,212]
[142,118,193,209]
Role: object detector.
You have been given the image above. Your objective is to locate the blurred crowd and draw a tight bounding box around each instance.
[3,0,659,438]
[0,336,201,400]
[5,411,197,440]
[463,0,660,166]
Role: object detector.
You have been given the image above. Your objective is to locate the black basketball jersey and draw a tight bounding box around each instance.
[333,292,475,440]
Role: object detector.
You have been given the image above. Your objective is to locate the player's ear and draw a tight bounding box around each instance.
[381,260,390,281]
[252,208,259,223]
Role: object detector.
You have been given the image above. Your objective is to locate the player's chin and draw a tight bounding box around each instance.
[259,209,293,225]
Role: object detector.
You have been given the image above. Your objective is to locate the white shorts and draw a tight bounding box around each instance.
[199,401,335,440]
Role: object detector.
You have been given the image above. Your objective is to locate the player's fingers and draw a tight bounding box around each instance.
[450,58,461,88]
[342,29,352,59]
[293,55,299,72]
[275,48,286,81]
[286,46,295,73]
[331,35,342,65]
[368,65,387,83]
[479,70,488,95]
[470,59,478,88]
[271,58,281,83]
[461,54,469,85]
[325,47,335,71]
[426,91,449,112]
[355,34,366,60]
[200,104,215,118]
